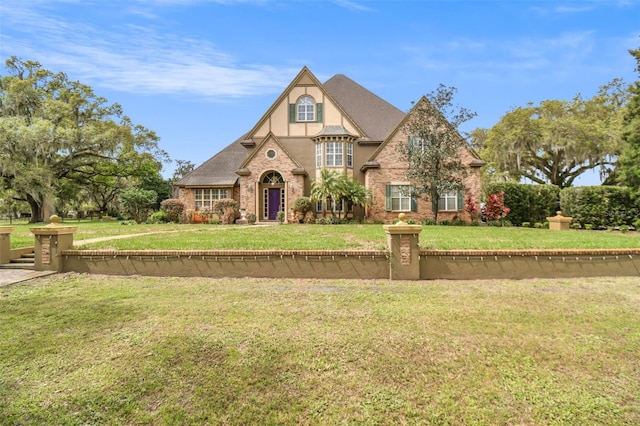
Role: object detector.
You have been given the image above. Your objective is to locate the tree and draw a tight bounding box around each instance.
[480,79,628,188]
[172,159,196,182]
[0,57,167,222]
[399,84,476,222]
[617,45,640,199]
[120,187,157,223]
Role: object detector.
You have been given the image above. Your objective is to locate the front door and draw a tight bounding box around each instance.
[268,188,281,220]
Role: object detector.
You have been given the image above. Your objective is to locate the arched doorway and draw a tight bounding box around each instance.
[260,171,285,221]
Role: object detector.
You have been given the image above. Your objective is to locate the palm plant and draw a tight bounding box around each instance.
[310,169,341,217]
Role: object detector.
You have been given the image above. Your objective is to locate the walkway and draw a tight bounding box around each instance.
[0,269,56,287]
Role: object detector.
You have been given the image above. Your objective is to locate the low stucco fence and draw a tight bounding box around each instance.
[420,249,640,280]
[59,249,389,279]
[2,220,640,280]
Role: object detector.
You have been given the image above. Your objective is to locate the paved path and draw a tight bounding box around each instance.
[0,269,56,287]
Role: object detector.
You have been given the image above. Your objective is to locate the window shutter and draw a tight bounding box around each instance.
[457,191,464,211]
[431,194,437,213]
[385,185,392,211]
[408,136,414,147]
[411,194,417,212]
[316,103,323,122]
[289,104,295,123]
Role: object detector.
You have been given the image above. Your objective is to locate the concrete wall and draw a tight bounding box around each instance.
[420,249,640,280]
[61,249,389,280]
[57,248,640,281]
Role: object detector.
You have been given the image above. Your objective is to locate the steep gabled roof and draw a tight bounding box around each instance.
[174,137,247,187]
[368,96,485,164]
[237,132,303,170]
[323,74,405,142]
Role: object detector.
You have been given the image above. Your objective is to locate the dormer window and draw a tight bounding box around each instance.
[297,96,315,121]
[289,96,323,123]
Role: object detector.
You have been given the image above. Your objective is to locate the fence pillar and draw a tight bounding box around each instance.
[383,213,423,280]
[0,227,14,265]
[30,216,77,272]
[547,211,572,231]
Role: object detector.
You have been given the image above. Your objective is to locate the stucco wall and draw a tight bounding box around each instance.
[61,249,389,280]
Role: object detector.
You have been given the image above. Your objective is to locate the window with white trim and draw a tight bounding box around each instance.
[316,199,345,213]
[194,188,228,210]
[316,143,322,167]
[346,142,353,167]
[297,96,315,122]
[325,142,343,167]
[386,185,413,212]
[438,191,459,211]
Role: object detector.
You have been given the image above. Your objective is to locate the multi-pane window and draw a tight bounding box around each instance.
[388,185,412,211]
[346,142,353,167]
[325,142,343,167]
[438,191,459,211]
[316,199,345,213]
[316,143,322,167]
[297,96,315,121]
[194,188,228,210]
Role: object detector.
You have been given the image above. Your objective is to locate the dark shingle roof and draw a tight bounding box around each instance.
[174,137,247,187]
[177,71,407,187]
[323,74,405,142]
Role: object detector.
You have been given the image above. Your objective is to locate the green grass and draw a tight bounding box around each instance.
[7,220,640,250]
[1,274,639,424]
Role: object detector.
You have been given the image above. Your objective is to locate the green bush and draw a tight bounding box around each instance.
[484,183,559,226]
[276,211,285,223]
[560,186,638,228]
[247,213,257,224]
[147,210,168,224]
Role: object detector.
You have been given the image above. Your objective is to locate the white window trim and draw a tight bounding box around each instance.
[297,96,315,122]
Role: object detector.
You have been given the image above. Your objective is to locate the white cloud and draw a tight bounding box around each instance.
[0,1,297,100]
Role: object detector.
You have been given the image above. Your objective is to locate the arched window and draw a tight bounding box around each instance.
[262,171,284,185]
[297,96,315,122]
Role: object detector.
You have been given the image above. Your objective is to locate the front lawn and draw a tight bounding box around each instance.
[1,274,638,424]
[7,221,640,250]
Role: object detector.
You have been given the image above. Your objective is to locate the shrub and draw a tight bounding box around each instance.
[422,218,437,226]
[620,225,630,233]
[120,187,157,224]
[521,222,531,228]
[438,219,451,226]
[484,191,510,222]
[276,211,285,223]
[147,210,168,224]
[160,199,185,223]
[213,198,239,225]
[247,213,257,224]
[484,183,559,225]
[451,216,467,226]
[292,197,312,222]
[561,186,637,228]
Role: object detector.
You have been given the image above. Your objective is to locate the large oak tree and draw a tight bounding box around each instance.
[0,57,167,222]
[479,79,628,188]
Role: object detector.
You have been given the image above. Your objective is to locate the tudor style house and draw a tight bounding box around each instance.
[175,67,485,223]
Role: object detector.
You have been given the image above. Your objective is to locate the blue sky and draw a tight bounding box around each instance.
[1,0,639,185]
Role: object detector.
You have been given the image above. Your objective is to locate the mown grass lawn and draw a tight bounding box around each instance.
[1,274,639,424]
[9,220,640,250]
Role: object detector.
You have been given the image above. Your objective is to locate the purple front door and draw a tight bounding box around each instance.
[268,188,281,220]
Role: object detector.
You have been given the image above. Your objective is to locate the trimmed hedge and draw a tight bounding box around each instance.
[560,186,638,228]
[484,183,559,226]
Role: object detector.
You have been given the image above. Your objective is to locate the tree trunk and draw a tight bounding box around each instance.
[26,194,44,223]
